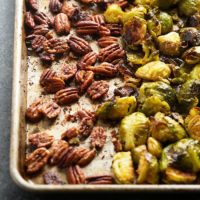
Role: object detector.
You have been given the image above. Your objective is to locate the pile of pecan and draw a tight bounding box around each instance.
[24,0,127,185]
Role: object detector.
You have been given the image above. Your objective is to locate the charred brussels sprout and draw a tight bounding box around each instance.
[163,167,197,183]
[135,61,171,81]
[158,12,173,34]
[96,96,137,120]
[190,64,200,80]
[160,139,200,173]
[132,145,147,164]
[182,46,200,65]
[137,152,159,184]
[150,112,187,143]
[176,79,200,112]
[147,137,162,158]
[119,112,150,151]
[185,107,200,141]
[112,152,134,184]
[158,0,179,10]
[104,4,124,23]
[135,0,158,7]
[147,17,162,37]
[158,32,181,56]
[178,0,200,17]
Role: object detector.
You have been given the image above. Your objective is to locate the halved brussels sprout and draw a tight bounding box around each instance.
[119,112,150,151]
[190,64,200,80]
[163,167,197,184]
[135,0,158,7]
[96,96,137,120]
[178,0,200,17]
[104,4,124,23]
[182,46,200,65]
[123,16,147,47]
[137,152,159,184]
[160,138,200,173]
[147,17,162,38]
[147,137,162,158]
[158,32,181,56]
[158,12,173,34]
[176,79,200,112]
[112,152,134,184]
[150,112,187,143]
[185,107,200,141]
[158,0,179,10]
[135,61,171,81]
[132,145,147,164]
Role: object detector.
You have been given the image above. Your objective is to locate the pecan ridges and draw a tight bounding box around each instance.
[90,126,106,149]
[33,24,49,35]
[31,35,47,53]
[90,14,105,26]
[55,13,71,35]
[61,127,79,140]
[25,12,35,29]
[106,23,122,36]
[40,69,57,87]
[76,20,99,35]
[27,0,38,11]
[49,0,62,14]
[98,36,118,48]
[77,52,98,69]
[86,175,114,184]
[60,64,77,81]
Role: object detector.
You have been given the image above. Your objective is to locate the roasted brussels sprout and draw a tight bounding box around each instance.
[158,0,179,10]
[163,167,197,183]
[147,137,162,158]
[135,0,158,7]
[185,107,200,141]
[158,32,181,56]
[112,152,134,184]
[104,4,124,23]
[119,112,150,151]
[137,152,159,184]
[182,46,200,65]
[147,17,162,38]
[160,139,200,173]
[123,16,147,47]
[178,0,200,17]
[96,96,137,120]
[158,12,173,34]
[176,79,200,112]
[190,64,200,80]
[132,145,147,164]
[135,61,171,81]
[150,112,187,143]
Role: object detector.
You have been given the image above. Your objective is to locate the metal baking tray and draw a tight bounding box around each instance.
[10,0,200,192]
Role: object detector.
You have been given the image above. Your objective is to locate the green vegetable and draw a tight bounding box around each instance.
[158,0,179,10]
[158,12,173,34]
[147,137,162,158]
[190,64,200,80]
[178,0,200,16]
[182,46,200,65]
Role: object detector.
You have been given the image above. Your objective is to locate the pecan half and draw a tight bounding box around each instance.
[43,38,69,54]
[68,35,92,55]
[98,36,118,48]
[90,14,105,26]
[55,87,79,105]
[86,175,114,184]
[76,20,99,35]
[33,24,49,35]
[77,52,98,69]
[66,165,85,184]
[117,62,134,78]
[99,43,125,63]
[61,127,79,140]
[99,25,111,37]
[87,80,109,100]
[40,101,61,119]
[55,13,71,35]
[114,86,135,97]
[26,98,43,123]
[28,131,54,148]
[31,35,47,53]
[43,171,64,185]
[49,0,62,14]
[34,12,52,26]
[79,117,94,137]
[76,109,96,121]
[75,70,94,93]
[111,130,122,152]
[85,62,117,78]
[26,148,50,174]
[40,69,57,87]
[106,23,122,36]
[90,126,106,149]
[25,12,35,29]
[27,0,38,11]
[39,52,55,63]
[61,2,79,18]
[60,64,77,81]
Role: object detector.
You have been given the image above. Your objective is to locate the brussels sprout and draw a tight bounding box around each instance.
[160,138,200,173]
[132,145,147,164]
[176,79,200,112]
[123,16,147,47]
[150,112,187,143]
[135,0,158,7]
[158,0,179,10]
[119,112,150,151]
[158,12,173,34]
[178,0,200,17]
[140,96,171,116]
[158,32,181,56]
[185,107,200,141]
[163,167,197,184]
[96,96,137,120]
[104,4,124,24]
[135,61,171,81]
[122,6,147,25]
[137,152,159,184]
[182,46,200,65]
[147,137,162,158]
[112,152,134,184]
[147,17,162,37]
[190,64,200,80]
